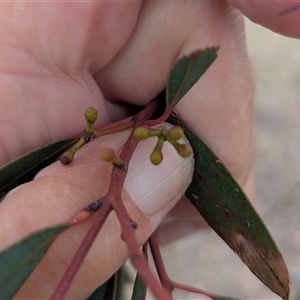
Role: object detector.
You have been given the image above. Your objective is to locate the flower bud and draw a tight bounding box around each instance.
[168,126,184,140]
[150,150,163,165]
[101,148,124,168]
[84,107,98,124]
[177,144,193,158]
[101,148,116,162]
[134,126,150,140]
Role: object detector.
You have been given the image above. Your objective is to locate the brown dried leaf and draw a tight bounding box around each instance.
[232,232,289,300]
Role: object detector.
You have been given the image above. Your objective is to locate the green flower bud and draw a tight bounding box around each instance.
[101,148,124,168]
[84,107,98,124]
[101,148,116,162]
[134,126,150,140]
[150,150,163,165]
[168,126,184,140]
[177,144,193,158]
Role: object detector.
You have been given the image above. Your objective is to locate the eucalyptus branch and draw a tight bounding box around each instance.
[60,112,135,165]
[50,200,112,300]
[171,281,231,300]
[93,115,135,138]
[149,233,173,292]
[51,98,172,299]
[149,233,233,300]
[0,47,286,300]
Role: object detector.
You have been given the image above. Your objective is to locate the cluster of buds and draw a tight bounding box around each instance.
[60,107,98,165]
[61,107,192,169]
[134,125,192,165]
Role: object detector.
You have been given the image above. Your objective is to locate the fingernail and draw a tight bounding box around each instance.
[124,130,194,216]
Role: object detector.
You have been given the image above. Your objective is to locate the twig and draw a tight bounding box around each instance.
[93,115,135,137]
[109,100,172,299]
[52,98,172,299]
[51,199,112,300]
[149,233,173,292]
[171,281,231,300]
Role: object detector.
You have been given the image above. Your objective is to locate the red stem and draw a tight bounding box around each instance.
[93,115,135,137]
[111,170,172,299]
[171,281,217,300]
[149,233,221,300]
[146,107,173,126]
[52,99,172,299]
[108,100,172,299]
[149,233,174,292]
[50,199,112,300]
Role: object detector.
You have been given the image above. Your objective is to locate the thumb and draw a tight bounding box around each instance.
[0,125,193,299]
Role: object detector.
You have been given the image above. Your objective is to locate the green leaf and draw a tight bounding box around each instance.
[0,224,69,299]
[86,281,108,300]
[167,47,218,108]
[210,295,241,300]
[148,48,218,126]
[131,272,146,300]
[86,268,125,300]
[0,137,78,199]
[168,115,290,300]
[87,272,118,300]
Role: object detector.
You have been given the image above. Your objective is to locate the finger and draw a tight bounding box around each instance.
[0,127,193,299]
[157,166,255,244]
[156,196,209,244]
[95,0,186,104]
[96,1,255,191]
[0,2,142,73]
[227,1,300,38]
[0,2,142,165]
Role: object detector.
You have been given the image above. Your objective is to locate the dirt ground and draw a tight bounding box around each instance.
[155,19,300,300]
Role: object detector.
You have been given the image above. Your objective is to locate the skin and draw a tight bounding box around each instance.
[0,1,298,298]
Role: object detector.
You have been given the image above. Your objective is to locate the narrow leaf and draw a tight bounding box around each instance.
[167,47,218,108]
[86,268,126,300]
[210,295,241,300]
[87,271,119,300]
[86,281,108,300]
[0,137,78,199]
[0,224,69,299]
[148,48,218,126]
[131,272,147,300]
[168,115,290,300]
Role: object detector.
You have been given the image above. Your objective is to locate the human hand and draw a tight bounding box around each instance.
[160,0,300,243]
[1,1,296,298]
[228,1,300,38]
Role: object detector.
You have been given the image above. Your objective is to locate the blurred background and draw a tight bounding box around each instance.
[156,18,300,300]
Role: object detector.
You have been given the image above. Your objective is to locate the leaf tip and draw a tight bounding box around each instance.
[232,232,290,300]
